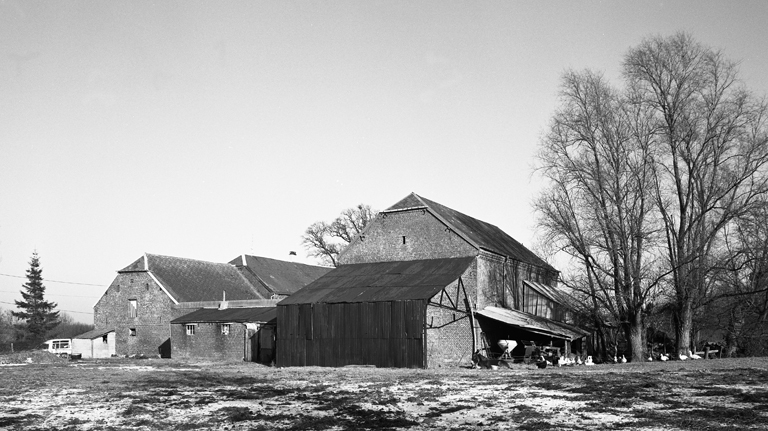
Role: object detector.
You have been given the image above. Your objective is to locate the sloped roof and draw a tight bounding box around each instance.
[229,255,332,296]
[73,328,114,340]
[385,193,555,272]
[279,257,475,305]
[476,306,589,341]
[524,280,575,309]
[171,307,276,324]
[118,254,263,303]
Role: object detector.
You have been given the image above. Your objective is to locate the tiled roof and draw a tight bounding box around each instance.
[170,307,276,324]
[229,255,332,296]
[385,193,556,272]
[279,257,475,305]
[119,254,264,303]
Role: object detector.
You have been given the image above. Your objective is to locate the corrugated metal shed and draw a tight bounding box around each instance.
[230,255,332,296]
[119,254,263,302]
[277,257,474,368]
[385,193,556,272]
[476,306,589,341]
[279,257,475,305]
[170,306,276,324]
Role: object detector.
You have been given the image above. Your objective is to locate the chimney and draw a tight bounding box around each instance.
[288,251,296,262]
[219,291,228,310]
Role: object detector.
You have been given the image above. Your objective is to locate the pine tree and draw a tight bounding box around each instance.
[12,251,59,341]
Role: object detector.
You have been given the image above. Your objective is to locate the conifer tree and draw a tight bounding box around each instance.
[12,251,59,341]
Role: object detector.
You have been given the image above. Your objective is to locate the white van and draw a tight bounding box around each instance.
[42,339,72,357]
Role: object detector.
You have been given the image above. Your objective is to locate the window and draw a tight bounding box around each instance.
[129,328,136,336]
[221,324,231,336]
[186,324,196,335]
[129,299,138,318]
[102,334,108,344]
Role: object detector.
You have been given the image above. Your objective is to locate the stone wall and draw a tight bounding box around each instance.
[171,322,247,361]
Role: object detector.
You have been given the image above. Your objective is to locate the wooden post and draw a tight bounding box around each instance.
[459,278,477,354]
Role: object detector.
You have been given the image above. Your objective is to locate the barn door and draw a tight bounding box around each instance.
[258,326,275,364]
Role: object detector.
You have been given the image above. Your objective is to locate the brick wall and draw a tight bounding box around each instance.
[171,322,247,361]
[340,209,477,264]
[424,264,478,368]
[94,272,176,357]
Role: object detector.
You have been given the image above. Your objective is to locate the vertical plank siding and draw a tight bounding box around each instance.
[277,300,427,368]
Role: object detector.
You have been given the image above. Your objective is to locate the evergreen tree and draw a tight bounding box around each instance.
[12,251,59,341]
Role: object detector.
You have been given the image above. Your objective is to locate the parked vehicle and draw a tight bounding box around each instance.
[42,339,72,357]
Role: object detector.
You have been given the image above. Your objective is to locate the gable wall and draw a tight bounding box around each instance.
[94,272,181,357]
[340,209,477,265]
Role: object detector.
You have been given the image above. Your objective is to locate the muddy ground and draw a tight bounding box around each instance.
[1,352,767,430]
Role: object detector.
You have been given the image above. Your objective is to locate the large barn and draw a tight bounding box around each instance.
[277,193,587,368]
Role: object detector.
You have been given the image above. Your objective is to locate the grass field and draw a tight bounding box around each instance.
[1,352,767,430]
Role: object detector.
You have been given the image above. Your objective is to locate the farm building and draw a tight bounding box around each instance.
[277,193,586,368]
[71,328,116,358]
[170,302,277,363]
[92,253,328,358]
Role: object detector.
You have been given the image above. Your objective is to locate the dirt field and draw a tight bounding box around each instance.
[1,352,767,430]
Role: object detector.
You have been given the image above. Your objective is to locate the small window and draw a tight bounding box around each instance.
[186,324,196,335]
[402,236,406,244]
[129,328,136,336]
[221,324,231,336]
[102,334,108,344]
[129,299,138,318]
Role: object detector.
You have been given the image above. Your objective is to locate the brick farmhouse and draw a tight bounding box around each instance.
[92,253,329,358]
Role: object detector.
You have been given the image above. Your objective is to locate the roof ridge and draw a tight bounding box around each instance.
[145,253,235,268]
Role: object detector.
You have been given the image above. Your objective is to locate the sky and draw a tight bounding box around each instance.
[1,1,767,323]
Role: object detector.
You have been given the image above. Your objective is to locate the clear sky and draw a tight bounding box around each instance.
[1,1,767,323]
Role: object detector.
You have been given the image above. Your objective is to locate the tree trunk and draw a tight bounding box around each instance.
[675,302,693,356]
[628,311,645,362]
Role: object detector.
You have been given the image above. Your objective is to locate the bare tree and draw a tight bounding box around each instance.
[302,204,377,266]
[700,201,768,356]
[535,69,662,362]
[624,33,768,356]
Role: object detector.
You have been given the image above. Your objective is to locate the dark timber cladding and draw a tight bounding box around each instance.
[277,257,475,368]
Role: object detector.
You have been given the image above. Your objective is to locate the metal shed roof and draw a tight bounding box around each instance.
[73,328,115,340]
[170,306,277,324]
[476,306,589,341]
[279,257,475,305]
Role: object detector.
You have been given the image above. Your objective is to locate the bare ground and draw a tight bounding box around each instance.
[1,353,767,430]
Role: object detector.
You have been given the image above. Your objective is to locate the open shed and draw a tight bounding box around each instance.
[475,306,589,359]
[72,328,116,359]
